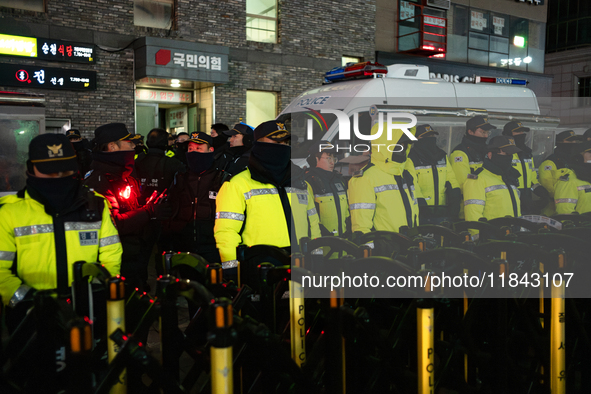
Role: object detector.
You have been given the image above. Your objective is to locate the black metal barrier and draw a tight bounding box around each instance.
[2,214,591,393]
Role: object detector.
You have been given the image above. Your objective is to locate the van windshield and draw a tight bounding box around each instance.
[276,111,339,158]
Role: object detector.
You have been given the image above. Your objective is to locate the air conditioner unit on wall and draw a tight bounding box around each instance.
[426,0,450,10]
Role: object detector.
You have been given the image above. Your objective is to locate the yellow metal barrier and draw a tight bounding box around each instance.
[107,276,126,394]
[290,256,306,367]
[211,299,234,394]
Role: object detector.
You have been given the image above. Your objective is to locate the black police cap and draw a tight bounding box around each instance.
[29,133,78,174]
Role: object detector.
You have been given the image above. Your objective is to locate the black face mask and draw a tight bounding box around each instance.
[186,151,215,174]
[93,150,136,177]
[465,134,489,145]
[490,152,513,170]
[212,135,228,150]
[513,134,527,148]
[251,142,292,184]
[391,143,408,163]
[414,137,446,162]
[27,174,80,213]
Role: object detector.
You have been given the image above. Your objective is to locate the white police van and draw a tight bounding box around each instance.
[277,62,560,169]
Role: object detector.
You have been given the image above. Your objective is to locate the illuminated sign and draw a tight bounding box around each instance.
[513,36,526,47]
[500,56,533,67]
[37,38,95,63]
[136,89,192,103]
[0,34,37,57]
[0,63,96,90]
[0,34,95,63]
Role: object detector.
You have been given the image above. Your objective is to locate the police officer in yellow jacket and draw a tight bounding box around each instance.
[554,141,591,214]
[501,121,541,214]
[408,124,461,222]
[538,130,584,216]
[214,121,321,271]
[348,124,423,234]
[0,134,122,310]
[463,136,522,222]
[305,141,349,237]
[450,116,496,218]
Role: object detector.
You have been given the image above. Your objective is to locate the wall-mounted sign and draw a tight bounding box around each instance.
[0,34,95,63]
[134,37,229,83]
[37,38,95,63]
[471,11,487,31]
[137,77,193,88]
[0,34,37,57]
[136,89,192,103]
[0,63,97,90]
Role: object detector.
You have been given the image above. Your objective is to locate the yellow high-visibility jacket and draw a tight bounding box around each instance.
[554,169,591,214]
[409,156,459,206]
[538,156,570,216]
[512,153,539,189]
[450,137,488,218]
[214,168,321,269]
[348,126,422,234]
[305,167,349,236]
[0,189,122,306]
[463,167,521,222]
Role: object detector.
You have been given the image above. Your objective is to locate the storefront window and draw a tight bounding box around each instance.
[134,0,175,30]
[246,91,277,128]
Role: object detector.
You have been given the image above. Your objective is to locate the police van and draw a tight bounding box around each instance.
[277,62,560,171]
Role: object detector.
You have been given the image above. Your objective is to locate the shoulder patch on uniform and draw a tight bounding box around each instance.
[454,156,463,162]
[559,174,569,181]
[544,165,552,171]
[84,170,94,180]
[467,174,478,179]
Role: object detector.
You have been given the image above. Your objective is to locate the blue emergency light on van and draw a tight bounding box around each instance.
[476,76,528,85]
[324,61,388,83]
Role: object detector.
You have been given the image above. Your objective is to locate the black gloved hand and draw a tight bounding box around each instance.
[148,201,173,220]
[6,287,36,334]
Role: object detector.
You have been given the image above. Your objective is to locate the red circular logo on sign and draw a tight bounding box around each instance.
[16,70,29,82]
[155,49,171,66]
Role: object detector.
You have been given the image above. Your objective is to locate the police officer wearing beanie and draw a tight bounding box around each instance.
[538,130,584,216]
[450,116,496,218]
[214,121,321,272]
[84,123,172,291]
[348,122,424,234]
[304,141,350,237]
[66,128,93,177]
[163,132,224,263]
[211,123,230,152]
[554,141,591,214]
[216,123,254,183]
[0,134,122,314]
[409,124,461,223]
[501,121,543,215]
[135,128,186,204]
[463,135,522,223]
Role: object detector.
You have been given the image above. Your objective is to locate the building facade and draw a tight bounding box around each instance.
[375,0,552,98]
[544,0,591,132]
[0,0,375,192]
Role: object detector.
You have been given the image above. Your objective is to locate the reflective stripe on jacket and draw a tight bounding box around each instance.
[463,168,521,222]
[0,190,122,305]
[410,156,459,206]
[214,169,320,267]
[554,169,591,214]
